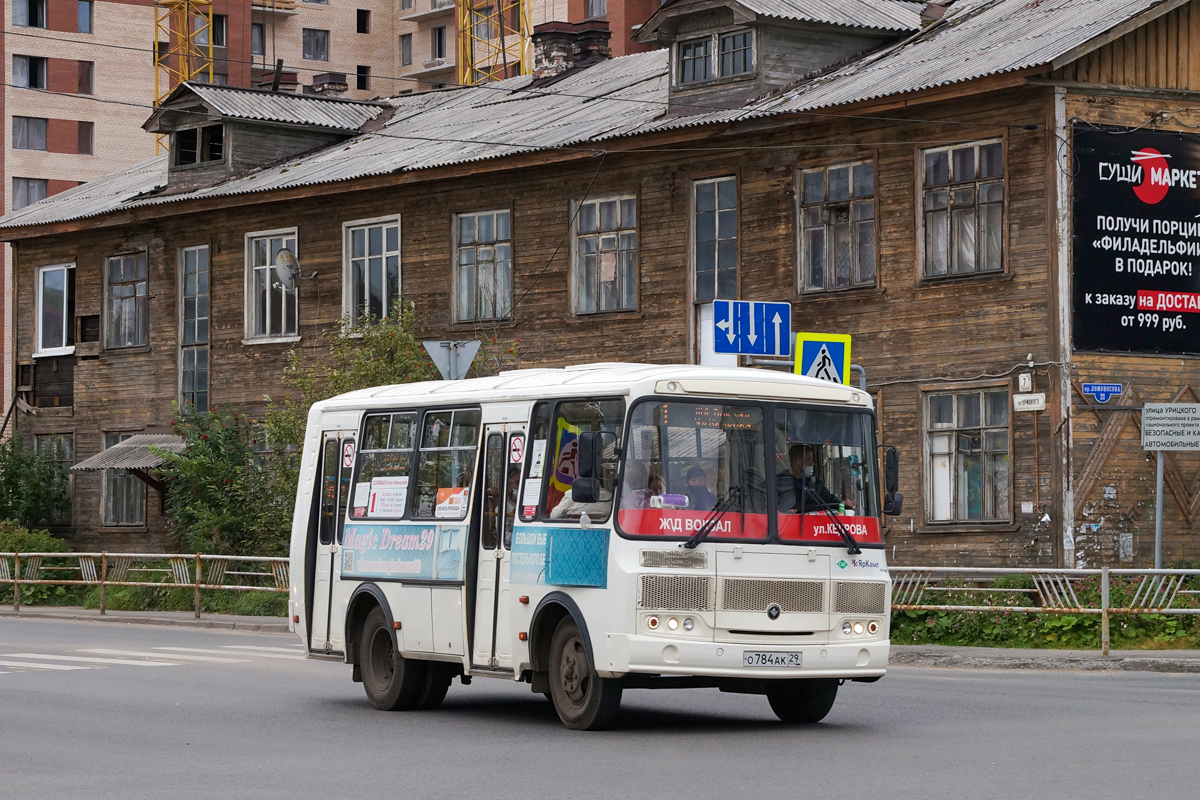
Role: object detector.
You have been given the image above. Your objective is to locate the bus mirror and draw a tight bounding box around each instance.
[884,447,899,495]
[572,477,601,504]
[883,492,903,516]
[577,430,614,480]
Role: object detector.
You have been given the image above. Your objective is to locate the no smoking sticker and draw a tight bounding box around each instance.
[342,441,355,468]
[510,436,525,464]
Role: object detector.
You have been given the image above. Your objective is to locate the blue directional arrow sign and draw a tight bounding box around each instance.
[713,300,792,357]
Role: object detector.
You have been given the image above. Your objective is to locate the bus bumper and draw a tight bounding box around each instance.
[601,634,889,680]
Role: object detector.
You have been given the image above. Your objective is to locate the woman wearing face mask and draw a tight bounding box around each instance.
[787,444,845,510]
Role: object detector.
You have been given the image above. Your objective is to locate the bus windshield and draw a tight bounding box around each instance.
[616,399,881,544]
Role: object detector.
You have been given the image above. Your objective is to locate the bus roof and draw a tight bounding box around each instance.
[311,363,872,415]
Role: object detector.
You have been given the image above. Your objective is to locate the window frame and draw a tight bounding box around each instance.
[356,8,370,33]
[35,262,76,357]
[178,244,211,413]
[410,406,483,521]
[78,60,94,95]
[917,137,1006,281]
[342,214,402,325]
[78,120,94,155]
[172,123,225,168]
[674,28,755,87]
[571,194,638,316]
[13,54,48,89]
[243,227,300,344]
[921,383,1013,526]
[356,64,370,90]
[526,397,627,526]
[251,22,265,56]
[690,175,739,304]
[14,0,47,28]
[13,177,48,210]
[104,252,149,350]
[35,432,75,526]
[302,28,330,62]
[453,208,513,322]
[797,159,878,294]
[77,0,93,33]
[13,116,48,151]
[585,0,606,18]
[431,26,447,59]
[101,431,146,528]
[349,409,422,522]
[400,33,413,66]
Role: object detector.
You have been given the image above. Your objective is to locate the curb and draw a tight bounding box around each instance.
[0,609,290,633]
[889,651,1200,674]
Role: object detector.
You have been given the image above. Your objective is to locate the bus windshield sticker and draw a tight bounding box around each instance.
[369,476,408,516]
[435,486,469,518]
[521,477,542,517]
[353,482,370,508]
[528,440,547,479]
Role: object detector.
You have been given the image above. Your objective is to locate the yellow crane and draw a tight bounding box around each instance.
[457,0,530,86]
[154,0,215,150]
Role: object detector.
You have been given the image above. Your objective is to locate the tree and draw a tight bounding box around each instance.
[0,425,70,529]
[264,304,441,449]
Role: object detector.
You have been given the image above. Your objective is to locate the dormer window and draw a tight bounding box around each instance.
[174,124,224,167]
[677,29,752,85]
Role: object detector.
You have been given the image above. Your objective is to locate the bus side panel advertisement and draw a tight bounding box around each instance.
[340,523,467,581]
[1072,125,1200,355]
[510,526,608,588]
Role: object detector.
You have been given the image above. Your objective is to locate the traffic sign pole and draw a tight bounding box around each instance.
[1155,449,1164,569]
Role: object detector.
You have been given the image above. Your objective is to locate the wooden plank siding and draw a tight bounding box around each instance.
[1053,4,1200,91]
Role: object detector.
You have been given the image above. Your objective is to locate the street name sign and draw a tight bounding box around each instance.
[1081,382,1123,403]
[1141,403,1200,450]
[1013,393,1047,412]
[713,300,792,356]
[793,332,851,385]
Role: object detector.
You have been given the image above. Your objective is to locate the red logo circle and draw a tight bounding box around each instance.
[1132,148,1170,204]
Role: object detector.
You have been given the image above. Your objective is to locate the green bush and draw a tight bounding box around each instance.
[0,427,70,528]
[0,521,84,606]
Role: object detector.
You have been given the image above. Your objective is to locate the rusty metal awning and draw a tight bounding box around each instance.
[71,434,186,472]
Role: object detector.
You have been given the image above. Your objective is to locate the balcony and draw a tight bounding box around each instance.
[251,0,299,16]
[401,0,455,22]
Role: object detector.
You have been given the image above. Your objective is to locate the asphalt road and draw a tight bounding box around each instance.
[1,618,1195,800]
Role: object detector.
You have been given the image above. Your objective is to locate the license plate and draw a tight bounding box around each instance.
[742,651,802,668]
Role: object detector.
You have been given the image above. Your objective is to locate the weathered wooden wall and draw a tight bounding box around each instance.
[1053,4,1200,91]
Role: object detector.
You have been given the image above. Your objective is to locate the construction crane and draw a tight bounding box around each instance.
[457,0,530,86]
[154,0,215,149]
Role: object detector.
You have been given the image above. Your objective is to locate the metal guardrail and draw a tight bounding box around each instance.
[890,567,1200,656]
[0,552,289,618]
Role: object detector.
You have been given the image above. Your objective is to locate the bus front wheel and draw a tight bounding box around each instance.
[359,607,425,711]
[548,618,622,730]
[766,679,838,723]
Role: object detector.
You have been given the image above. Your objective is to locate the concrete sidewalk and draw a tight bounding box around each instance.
[0,605,289,633]
[891,644,1200,673]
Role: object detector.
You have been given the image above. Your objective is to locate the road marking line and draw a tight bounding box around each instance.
[4,653,183,667]
[221,646,307,654]
[0,659,93,671]
[81,649,250,663]
[155,647,305,661]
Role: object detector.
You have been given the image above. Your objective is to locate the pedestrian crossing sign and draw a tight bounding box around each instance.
[794,332,852,385]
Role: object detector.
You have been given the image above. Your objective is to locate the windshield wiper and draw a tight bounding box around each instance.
[683,484,746,550]
[800,486,862,555]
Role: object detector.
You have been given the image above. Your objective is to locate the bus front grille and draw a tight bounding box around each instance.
[719,579,824,613]
[638,574,714,611]
[833,581,888,615]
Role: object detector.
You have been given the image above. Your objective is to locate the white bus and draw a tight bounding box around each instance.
[288,363,901,730]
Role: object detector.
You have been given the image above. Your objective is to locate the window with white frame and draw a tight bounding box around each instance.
[800,162,875,292]
[35,433,74,524]
[346,218,401,323]
[246,231,298,339]
[575,197,636,313]
[921,140,1004,278]
[37,263,75,355]
[106,253,148,348]
[693,176,737,302]
[925,388,1010,523]
[180,245,210,412]
[103,432,145,527]
[677,30,753,85]
[455,210,511,321]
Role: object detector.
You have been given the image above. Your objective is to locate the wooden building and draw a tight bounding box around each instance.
[1,0,1199,566]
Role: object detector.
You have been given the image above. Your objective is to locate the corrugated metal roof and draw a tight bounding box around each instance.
[731,0,921,30]
[72,434,186,472]
[752,0,1170,116]
[180,83,387,131]
[0,0,1172,232]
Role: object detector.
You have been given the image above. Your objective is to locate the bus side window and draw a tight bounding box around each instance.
[319,439,339,545]
[519,402,550,522]
[336,437,354,543]
[543,399,625,522]
[413,408,481,519]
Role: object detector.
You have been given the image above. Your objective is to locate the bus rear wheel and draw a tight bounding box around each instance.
[766,679,839,723]
[548,618,622,730]
[359,607,425,711]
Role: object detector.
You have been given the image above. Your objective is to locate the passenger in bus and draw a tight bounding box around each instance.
[783,444,849,511]
[684,466,717,512]
[620,461,666,509]
[550,482,613,519]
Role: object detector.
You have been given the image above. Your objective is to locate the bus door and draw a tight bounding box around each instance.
[471,424,524,669]
[311,431,355,653]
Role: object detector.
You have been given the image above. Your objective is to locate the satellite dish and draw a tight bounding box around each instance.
[274,248,300,291]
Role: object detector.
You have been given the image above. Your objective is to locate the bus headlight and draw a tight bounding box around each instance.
[842,621,853,635]
[667,617,680,631]
[647,616,660,630]
[682,618,694,632]
[853,622,865,635]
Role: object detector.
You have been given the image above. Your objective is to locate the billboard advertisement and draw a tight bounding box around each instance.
[1073,125,1200,355]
